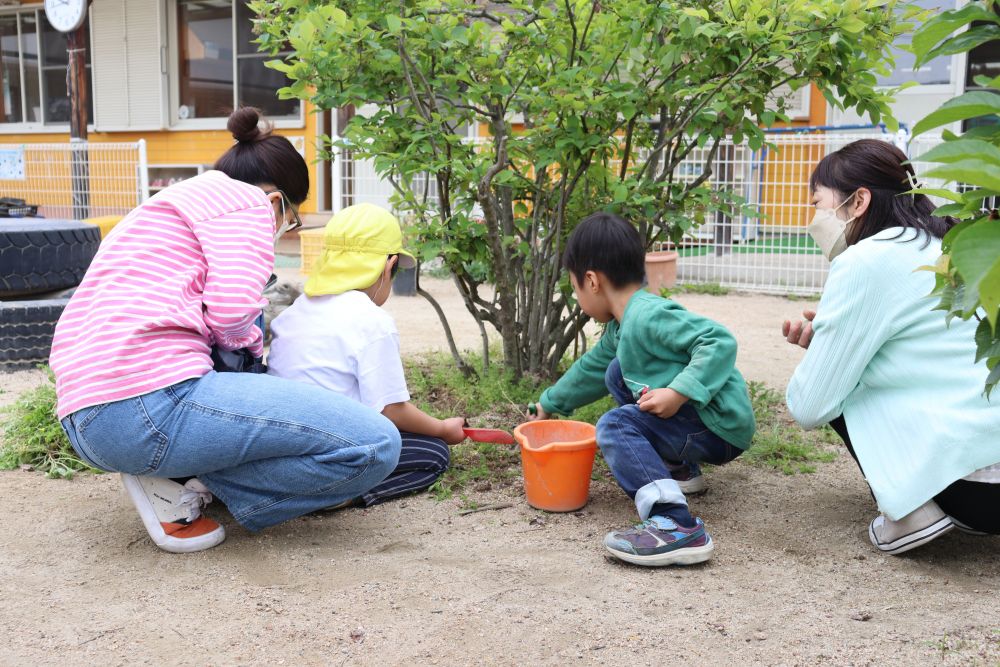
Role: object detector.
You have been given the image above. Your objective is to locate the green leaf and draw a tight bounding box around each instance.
[924,159,1000,192]
[916,138,1000,166]
[985,362,1000,399]
[921,25,1000,64]
[974,317,1000,363]
[613,183,628,203]
[951,219,1000,319]
[385,14,402,35]
[914,188,965,204]
[912,4,1000,66]
[682,7,710,20]
[840,15,867,34]
[912,92,1000,137]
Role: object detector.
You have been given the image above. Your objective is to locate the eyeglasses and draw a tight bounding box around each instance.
[265,189,303,232]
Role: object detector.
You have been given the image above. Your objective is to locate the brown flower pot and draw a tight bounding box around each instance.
[645,250,679,293]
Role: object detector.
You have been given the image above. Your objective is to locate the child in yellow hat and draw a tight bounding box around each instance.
[267,203,466,506]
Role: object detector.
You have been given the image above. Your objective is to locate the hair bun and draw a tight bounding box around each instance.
[227,107,270,143]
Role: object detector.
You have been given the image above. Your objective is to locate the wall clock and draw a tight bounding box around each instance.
[44,0,88,34]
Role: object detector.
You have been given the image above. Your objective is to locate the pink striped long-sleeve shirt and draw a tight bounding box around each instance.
[50,170,275,419]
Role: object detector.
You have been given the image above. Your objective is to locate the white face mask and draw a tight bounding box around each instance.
[808,192,858,261]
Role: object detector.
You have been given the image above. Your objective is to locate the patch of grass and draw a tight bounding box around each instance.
[659,282,731,298]
[407,349,620,498]
[742,381,837,474]
[0,368,96,479]
[408,350,543,500]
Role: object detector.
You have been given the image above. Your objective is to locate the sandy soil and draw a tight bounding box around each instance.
[2,280,998,666]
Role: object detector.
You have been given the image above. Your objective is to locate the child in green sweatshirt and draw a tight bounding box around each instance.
[529,213,755,567]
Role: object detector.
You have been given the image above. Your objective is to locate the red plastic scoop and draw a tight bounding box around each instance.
[463,427,516,445]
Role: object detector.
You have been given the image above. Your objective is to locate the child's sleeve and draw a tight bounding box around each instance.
[355,330,411,413]
[539,324,618,416]
[651,312,738,408]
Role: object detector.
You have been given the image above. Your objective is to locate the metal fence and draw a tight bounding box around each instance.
[654,130,925,295]
[328,130,946,295]
[0,140,148,220]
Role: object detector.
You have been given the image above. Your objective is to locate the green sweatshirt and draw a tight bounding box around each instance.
[540,290,756,449]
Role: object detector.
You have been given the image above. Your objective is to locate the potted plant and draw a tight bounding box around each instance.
[645,241,679,293]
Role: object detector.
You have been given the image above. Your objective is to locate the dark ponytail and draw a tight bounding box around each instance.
[214,107,310,205]
[809,139,956,247]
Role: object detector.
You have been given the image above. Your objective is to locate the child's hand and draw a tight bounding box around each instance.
[637,388,688,418]
[526,402,549,421]
[439,417,468,445]
[781,309,816,349]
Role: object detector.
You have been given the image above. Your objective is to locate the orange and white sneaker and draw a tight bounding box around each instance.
[120,474,226,553]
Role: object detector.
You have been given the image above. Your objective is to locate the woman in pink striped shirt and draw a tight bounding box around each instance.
[52,108,401,553]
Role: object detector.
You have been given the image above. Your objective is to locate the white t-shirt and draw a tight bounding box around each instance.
[266,290,410,413]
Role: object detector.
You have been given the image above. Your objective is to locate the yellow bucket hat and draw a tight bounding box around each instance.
[304,203,416,297]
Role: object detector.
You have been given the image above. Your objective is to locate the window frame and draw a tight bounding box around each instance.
[167,0,304,131]
[0,6,94,133]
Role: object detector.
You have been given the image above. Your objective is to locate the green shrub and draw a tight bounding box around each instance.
[0,369,96,479]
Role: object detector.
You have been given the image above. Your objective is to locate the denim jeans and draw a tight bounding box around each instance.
[61,371,401,532]
[596,358,740,520]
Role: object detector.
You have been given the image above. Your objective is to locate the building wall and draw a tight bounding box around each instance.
[1,0,325,213]
[0,111,323,214]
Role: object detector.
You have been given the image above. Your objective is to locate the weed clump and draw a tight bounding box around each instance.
[0,368,97,479]
[743,381,837,474]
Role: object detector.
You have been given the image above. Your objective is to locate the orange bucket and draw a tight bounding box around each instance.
[513,420,598,512]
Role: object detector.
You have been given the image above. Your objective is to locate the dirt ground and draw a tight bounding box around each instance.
[2,279,998,666]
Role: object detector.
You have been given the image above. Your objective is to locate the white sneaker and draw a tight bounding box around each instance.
[950,516,989,536]
[121,474,226,553]
[868,500,953,555]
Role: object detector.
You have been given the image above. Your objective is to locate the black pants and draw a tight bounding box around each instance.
[830,416,1000,534]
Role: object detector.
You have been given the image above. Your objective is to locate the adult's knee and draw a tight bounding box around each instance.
[369,418,402,479]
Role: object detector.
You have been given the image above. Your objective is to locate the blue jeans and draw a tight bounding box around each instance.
[597,358,740,521]
[61,371,401,532]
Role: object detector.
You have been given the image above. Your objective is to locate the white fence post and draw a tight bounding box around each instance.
[137,138,150,204]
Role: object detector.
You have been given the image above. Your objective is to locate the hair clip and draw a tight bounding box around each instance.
[905,170,922,201]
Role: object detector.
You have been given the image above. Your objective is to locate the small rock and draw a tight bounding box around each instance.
[850,611,872,622]
[529,516,547,527]
[754,632,767,641]
[350,627,366,643]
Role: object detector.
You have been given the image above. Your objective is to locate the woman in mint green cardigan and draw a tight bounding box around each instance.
[785,139,1000,555]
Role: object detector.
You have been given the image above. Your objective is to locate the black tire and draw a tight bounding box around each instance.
[0,298,69,371]
[0,219,100,298]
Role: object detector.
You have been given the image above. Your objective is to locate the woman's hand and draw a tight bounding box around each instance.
[782,309,817,349]
[439,417,468,445]
[637,388,688,419]
[526,402,550,421]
